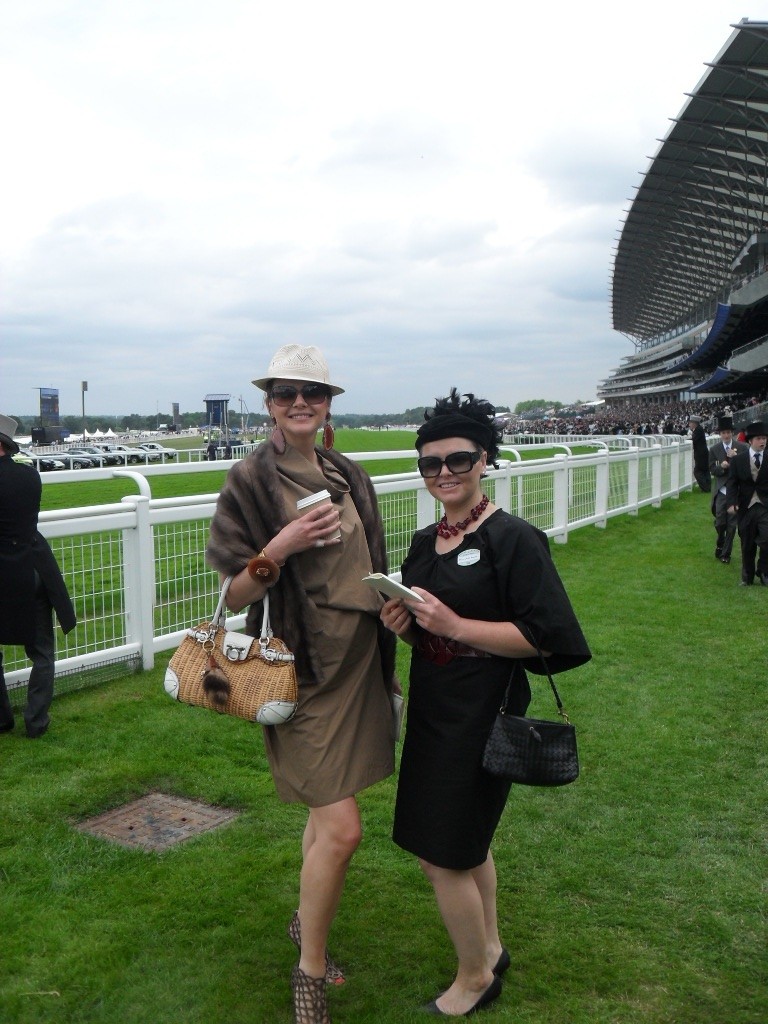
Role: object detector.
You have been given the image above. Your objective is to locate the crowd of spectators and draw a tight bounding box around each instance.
[502,395,768,438]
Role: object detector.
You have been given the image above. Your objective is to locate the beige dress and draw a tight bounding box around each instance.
[263,446,395,805]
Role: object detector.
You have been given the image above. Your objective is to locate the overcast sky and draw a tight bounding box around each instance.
[1,1,761,419]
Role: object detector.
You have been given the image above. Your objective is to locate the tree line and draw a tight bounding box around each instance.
[9,403,515,435]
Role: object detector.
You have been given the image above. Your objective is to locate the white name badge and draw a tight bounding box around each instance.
[457,548,481,566]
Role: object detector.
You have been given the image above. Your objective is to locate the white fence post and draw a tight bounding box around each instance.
[669,444,680,496]
[121,495,156,669]
[627,446,640,516]
[416,487,435,530]
[651,444,663,508]
[682,440,693,489]
[494,459,512,513]
[594,448,610,528]
[552,455,569,543]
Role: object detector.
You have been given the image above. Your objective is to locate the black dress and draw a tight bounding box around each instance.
[392,509,591,870]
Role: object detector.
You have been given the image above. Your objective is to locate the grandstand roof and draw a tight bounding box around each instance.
[612,20,768,343]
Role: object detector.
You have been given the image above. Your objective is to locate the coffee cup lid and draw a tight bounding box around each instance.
[296,489,331,509]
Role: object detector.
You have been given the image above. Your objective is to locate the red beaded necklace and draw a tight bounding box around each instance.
[436,493,489,539]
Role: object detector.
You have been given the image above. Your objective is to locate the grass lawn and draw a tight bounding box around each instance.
[2,491,765,1023]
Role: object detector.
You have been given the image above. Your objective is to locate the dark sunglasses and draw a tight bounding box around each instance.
[417,450,482,478]
[268,384,331,407]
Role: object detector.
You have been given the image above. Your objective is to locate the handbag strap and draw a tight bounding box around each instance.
[501,625,571,724]
[259,591,273,643]
[212,577,273,641]
[211,577,232,628]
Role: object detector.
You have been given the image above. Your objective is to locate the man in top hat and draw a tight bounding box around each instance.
[0,415,76,736]
[708,415,747,563]
[688,414,711,492]
[725,420,768,585]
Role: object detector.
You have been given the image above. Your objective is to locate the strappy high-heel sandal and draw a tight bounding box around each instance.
[291,964,331,1024]
[288,911,346,986]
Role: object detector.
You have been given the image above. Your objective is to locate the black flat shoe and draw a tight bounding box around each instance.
[492,948,510,976]
[422,975,502,1016]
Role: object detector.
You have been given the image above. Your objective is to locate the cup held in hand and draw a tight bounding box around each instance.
[297,489,341,542]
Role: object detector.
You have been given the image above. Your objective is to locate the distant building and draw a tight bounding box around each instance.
[606,19,768,421]
[204,394,231,439]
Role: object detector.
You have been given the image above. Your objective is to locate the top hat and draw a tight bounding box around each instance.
[688,415,703,424]
[745,420,768,439]
[252,345,345,395]
[0,414,20,454]
[717,416,733,431]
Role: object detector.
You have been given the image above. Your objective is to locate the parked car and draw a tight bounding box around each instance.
[12,450,35,467]
[71,444,121,466]
[138,442,179,460]
[24,450,67,472]
[61,448,103,469]
[95,444,161,465]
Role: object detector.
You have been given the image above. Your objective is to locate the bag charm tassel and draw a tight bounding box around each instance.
[202,651,231,705]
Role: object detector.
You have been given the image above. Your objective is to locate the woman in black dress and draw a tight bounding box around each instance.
[381,389,590,1017]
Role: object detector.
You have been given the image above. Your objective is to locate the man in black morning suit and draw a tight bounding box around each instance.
[725,420,768,586]
[708,415,747,563]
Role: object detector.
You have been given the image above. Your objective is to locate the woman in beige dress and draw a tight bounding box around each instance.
[206,345,396,1024]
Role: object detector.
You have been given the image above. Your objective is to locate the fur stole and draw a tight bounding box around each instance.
[205,443,395,689]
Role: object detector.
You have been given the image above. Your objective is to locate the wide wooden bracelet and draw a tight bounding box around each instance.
[246,552,281,586]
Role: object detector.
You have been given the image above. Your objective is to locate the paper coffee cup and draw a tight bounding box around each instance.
[296,489,341,542]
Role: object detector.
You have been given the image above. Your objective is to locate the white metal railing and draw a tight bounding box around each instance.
[4,439,693,688]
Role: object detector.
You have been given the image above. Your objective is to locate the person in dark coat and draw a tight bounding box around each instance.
[0,415,76,737]
[689,415,711,492]
[724,419,768,589]
[726,420,768,586]
[708,415,747,563]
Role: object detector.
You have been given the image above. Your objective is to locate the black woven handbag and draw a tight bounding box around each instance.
[482,636,578,786]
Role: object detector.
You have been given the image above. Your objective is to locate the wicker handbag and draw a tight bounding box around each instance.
[164,578,298,724]
[482,637,578,786]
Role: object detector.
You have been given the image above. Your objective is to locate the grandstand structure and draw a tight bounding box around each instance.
[604,19,768,423]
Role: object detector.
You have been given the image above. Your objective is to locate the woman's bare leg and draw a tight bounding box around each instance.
[297,797,362,980]
[470,852,504,970]
[419,860,496,1015]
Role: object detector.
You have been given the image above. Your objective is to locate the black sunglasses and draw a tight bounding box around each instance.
[417,450,482,478]
[268,384,331,407]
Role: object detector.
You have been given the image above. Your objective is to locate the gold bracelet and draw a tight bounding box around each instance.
[246,551,281,586]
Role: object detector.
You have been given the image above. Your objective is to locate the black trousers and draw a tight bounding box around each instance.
[0,574,56,733]
[694,466,712,492]
[713,490,738,559]
[738,503,768,582]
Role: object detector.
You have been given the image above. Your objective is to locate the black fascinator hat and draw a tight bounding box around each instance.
[416,388,501,466]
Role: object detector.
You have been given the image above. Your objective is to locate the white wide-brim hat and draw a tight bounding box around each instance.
[0,414,20,454]
[252,344,345,395]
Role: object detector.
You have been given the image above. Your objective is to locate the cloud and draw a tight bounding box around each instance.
[0,0,752,418]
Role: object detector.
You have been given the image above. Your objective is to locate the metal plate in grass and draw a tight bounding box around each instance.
[76,792,239,851]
